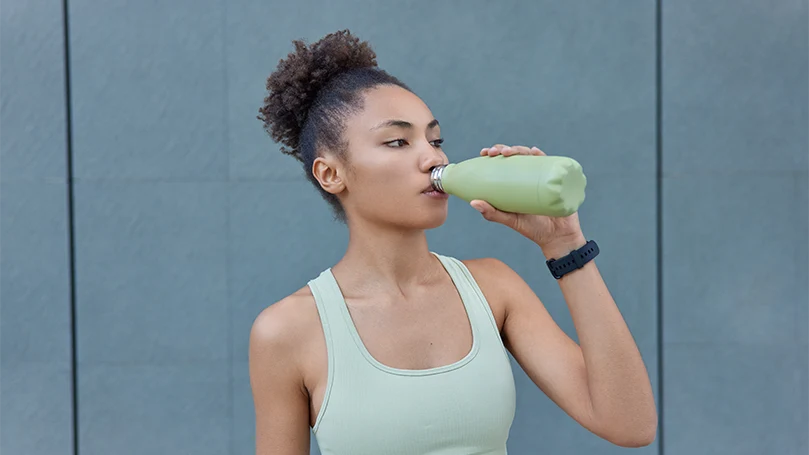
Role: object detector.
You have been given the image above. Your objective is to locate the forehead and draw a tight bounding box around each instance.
[352,85,435,129]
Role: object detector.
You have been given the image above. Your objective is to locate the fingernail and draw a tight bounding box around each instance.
[472,204,484,213]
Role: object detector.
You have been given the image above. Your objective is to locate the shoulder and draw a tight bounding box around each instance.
[460,256,540,306]
[461,257,524,292]
[249,286,322,367]
[249,288,320,449]
[461,257,513,275]
[457,257,531,328]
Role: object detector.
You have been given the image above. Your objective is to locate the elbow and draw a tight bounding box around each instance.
[610,427,657,448]
[606,417,657,448]
[601,410,658,448]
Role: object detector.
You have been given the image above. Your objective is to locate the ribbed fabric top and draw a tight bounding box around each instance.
[307,253,517,455]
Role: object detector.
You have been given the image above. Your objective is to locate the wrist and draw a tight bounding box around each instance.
[539,233,588,260]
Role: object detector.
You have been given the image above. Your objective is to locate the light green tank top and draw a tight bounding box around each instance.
[307,253,517,455]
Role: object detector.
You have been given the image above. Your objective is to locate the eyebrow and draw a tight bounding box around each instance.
[371,119,440,131]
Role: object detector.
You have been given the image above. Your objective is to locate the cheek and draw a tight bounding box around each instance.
[350,168,422,216]
[362,174,413,205]
[351,157,412,193]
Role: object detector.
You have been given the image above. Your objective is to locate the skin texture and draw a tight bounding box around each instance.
[249,85,658,454]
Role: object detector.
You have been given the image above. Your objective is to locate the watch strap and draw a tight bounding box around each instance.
[545,240,599,279]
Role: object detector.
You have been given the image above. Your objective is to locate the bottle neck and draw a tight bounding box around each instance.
[430,165,448,192]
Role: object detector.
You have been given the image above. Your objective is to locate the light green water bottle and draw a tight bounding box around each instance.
[430,155,587,217]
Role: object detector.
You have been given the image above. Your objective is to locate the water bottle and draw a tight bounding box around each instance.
[430,155,587,217]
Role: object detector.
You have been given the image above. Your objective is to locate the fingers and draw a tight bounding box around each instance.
[480,144,508,156]
[480,144,513,156]
[480,144,547,157]
[470,200,519,227]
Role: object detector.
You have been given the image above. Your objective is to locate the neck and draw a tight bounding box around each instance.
[333,218,441,295]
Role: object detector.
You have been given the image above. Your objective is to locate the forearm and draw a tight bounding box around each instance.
[541,237,657,440]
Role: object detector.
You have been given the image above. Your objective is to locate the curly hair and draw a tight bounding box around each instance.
[258,30,411,221]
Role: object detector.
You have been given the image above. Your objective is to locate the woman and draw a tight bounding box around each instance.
[251,30,657,455]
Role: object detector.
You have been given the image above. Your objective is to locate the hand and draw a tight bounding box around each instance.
[471,144,586,257]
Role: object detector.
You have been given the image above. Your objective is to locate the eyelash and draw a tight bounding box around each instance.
[386,138,444,148]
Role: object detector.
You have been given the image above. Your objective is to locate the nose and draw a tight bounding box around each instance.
[420,147,448,173]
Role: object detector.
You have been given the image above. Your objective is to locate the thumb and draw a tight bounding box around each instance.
[470,200,518,227]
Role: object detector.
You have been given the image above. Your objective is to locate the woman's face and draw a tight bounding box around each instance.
[332,84,450,230]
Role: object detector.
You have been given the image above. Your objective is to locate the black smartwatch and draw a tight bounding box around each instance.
[545,240,599,279]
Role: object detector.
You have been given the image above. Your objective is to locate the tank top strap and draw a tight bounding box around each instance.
[431,253,504,344]
[307,269,359,361]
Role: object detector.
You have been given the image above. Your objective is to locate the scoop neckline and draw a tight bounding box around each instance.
[325,254,480,377]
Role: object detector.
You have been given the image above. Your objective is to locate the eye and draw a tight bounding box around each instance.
[431,138,444,148]
[385,139,408,148]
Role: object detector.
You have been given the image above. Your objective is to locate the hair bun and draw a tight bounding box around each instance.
[258,30,378,158]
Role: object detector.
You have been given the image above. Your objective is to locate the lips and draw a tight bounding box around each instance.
[422,183,441,194]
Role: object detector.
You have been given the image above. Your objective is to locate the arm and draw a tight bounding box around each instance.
[249,299,312,455]
[537,236,657,445]
[482,241,657,447]
[470,144,657,446]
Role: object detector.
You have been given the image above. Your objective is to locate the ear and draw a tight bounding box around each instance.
[312,155,346,195]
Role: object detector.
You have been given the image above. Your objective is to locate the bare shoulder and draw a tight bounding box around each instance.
[249,286,322,365]
[461,257,526,330]
[461,257,524,293]
[461,257,515,275]
[250,287,321,453]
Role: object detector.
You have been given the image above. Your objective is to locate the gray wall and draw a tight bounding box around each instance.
[0,1,805,455]
[1,0,74,453]
[662,1,808,453]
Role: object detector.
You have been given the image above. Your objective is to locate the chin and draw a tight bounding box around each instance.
[361,202,448,230]
[379,209,446,231]
[416,218,446,230]
[410,208,448,230]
